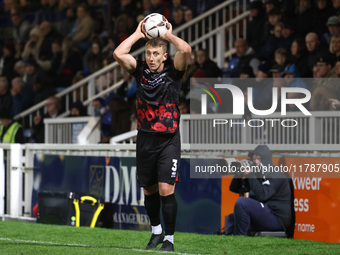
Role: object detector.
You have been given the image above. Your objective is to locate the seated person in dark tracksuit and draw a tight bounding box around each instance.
[225,145,295,237]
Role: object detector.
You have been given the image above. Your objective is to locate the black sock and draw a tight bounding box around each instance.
[161,194,177,235]
[144,192,161,226]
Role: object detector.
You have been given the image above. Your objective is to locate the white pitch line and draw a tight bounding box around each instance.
[0,238,200,255]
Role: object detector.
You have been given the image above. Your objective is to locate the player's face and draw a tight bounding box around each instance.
[145,45,168,73]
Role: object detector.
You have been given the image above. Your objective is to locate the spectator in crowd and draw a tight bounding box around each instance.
[48,38,63,85]
[295,0,317,37]
[114,14,136,43]
[290,38,310,77]
[328,56,340,77]
[170,0,185,21]
[37,21,62,71]
[83,39,103,75]
[280,20,300,52]
[263,8,282,43]
[11,9,33,57]
[92,97,112,143]
[261,22,284,62]
[21,26,43,61]
[225,145,294,238]
[0,110,24,143]
[0,77,12,115]
[305,32,330,76]
[70,3,95,52]
[314,0,334,37]
[102,34,120,63]
[310,84,339,110]
[322,15,340,43]
[14,60,28,82]
[329,34,340,61]
[246,1,267,54]
[170,7,185,29]
[195,49,221,77]
[274,47,289,69]
[137,0,152,19]
[332,0,340,15]
[264,0,279,14]
[282,64,309,89]
[57,36,83,87]
[150,0,171,19]
[329,98,340,109]
[269,64,285,78]
[59,6,77,37]
[184,7,194,22]
[313,56,334,79]
[31,96,62,143]
[255,61,272,80]
[69,101,87,117]
[112,0,138,19]
[24,57,52,90]
[0,42,17,83]
[10,77,35,117]
[231,39,260,77]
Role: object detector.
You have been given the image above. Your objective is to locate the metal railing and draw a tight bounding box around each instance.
[180,111,340,145]
[13,0,250,130]
[44,116,101,144]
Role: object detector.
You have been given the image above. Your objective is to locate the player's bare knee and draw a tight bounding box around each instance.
[143,183,159,195]
[158,182,175,196]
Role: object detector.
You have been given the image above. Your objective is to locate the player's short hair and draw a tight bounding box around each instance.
[145,38,168,53]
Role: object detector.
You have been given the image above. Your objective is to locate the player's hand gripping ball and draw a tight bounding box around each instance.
[141,13,170,40]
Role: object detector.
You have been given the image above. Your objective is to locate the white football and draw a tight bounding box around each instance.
[141,13,170,40]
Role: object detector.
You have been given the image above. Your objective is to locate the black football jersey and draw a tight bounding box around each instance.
[132,59,184,133]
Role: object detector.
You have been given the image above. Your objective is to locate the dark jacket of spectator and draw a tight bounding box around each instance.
[246,1,267,53]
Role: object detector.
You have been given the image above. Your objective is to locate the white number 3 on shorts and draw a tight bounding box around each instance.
[172,159,178,171]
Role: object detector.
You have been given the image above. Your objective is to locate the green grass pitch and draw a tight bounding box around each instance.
[0,221,339,254]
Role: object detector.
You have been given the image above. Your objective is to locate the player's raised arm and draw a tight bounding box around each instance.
[162,23,191,71]
[113,21,145,74]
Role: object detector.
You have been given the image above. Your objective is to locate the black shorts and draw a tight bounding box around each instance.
[136,130,181,187]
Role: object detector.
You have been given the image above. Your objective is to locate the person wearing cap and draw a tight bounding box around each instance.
[269,64,285,78]
[314,56,334,79]
[322,15,340,43]
[0,110,24,143]
[246,1,267,53]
